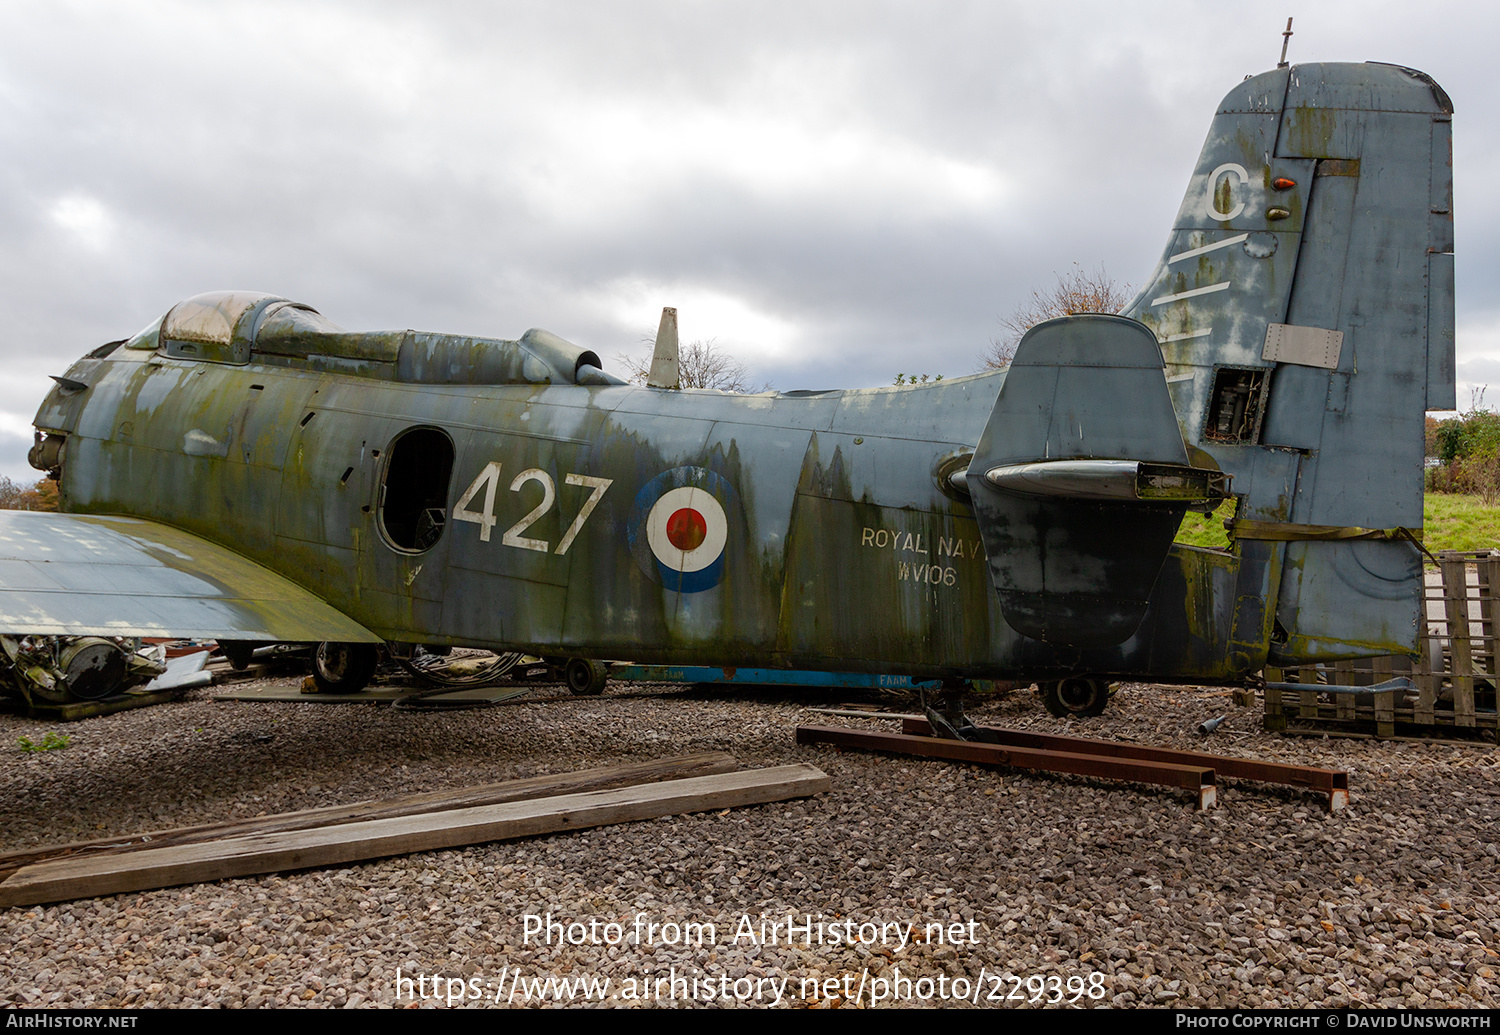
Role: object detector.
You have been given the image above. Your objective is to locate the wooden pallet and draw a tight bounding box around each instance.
[1263,550,1500,740]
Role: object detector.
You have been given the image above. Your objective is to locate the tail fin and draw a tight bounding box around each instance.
[1121,62,1453,660]
[968,63,1452,666]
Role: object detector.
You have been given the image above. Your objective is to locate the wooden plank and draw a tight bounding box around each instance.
[0,752,739,878]
[807,708,922,721]
[1370,655,1395,737]
[1263,682,1285,731]
[1374,690,1396,738]
[1299,687,1320,720]
[0,752,740,882]
[1334,660,1357,720]
[20,687,188,722]
[0,752,743,877]
[1442,556,1478,727]
[1483,556,1500,682]
[1278,727,1495,745]
[0,764,829,907]
[1416,603,1438,726]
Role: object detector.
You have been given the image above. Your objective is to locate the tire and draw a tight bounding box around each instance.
[311,642,379,694]
[564,658,608,695]
[1040,677,1110,718]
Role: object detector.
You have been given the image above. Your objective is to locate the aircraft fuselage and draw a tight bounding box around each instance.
[38,336,1257,682]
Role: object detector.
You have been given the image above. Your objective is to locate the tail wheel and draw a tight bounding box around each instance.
[311,642,379,694]
[564,658,608,695]
[1040,677,1110,718]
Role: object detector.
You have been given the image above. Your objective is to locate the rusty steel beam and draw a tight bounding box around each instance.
[898,718,1349,812]
[796,725,1217,810]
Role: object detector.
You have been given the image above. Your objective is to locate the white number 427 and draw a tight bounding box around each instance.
[452,462,612,555]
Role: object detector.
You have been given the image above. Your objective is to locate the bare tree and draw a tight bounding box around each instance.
[980,263,1134,370]
[617,338,771,393]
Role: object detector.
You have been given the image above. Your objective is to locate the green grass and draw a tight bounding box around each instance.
[17,731,70,753]
[1170,493,1500,556]
[1422,492,1500,554]
[1173,507,1232,550]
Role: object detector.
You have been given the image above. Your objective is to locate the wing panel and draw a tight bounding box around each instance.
[0,512,379,642]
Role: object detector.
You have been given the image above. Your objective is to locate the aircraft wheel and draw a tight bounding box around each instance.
[311,642,379,694]
[565,658,608,695]
[1040,677,1109,718]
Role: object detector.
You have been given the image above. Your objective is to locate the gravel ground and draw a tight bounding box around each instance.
[0,675,1496,1009]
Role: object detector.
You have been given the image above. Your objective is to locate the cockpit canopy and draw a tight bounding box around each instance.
[120,292,320,365]
[124,291,622,387]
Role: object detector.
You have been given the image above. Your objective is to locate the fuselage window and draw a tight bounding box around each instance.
[381,427,455,552]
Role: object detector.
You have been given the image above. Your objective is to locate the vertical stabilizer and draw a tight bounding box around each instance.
[1124,62,1455,661]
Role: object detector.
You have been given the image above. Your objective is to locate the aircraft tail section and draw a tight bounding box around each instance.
[969,62,1453,669]
[1121,62,1454,661]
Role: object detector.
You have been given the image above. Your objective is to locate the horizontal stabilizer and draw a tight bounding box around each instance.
[0,512,380,643]
[984,459,1226,503]
[967,315,1223,647]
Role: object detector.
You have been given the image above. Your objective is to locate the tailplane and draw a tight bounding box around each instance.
[967,315,1227,647]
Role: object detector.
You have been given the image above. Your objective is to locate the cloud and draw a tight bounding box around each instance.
[49,195,114,251]
[1,1,1498,480]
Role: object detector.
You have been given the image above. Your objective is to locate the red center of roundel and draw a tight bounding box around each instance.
[666,508,708,552]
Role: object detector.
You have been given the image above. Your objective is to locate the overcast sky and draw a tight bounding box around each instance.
[3,1,1497,484]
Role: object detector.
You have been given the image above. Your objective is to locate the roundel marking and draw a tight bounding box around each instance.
[628,468,735,593]
[646,487,727,575]
[666,507,707,552]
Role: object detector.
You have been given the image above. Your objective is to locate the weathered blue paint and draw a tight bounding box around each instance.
[11,62,1453,695]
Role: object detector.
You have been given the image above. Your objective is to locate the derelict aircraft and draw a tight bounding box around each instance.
[0,61,1454,717]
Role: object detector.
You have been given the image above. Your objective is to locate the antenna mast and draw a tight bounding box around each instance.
[1277,17,1294,68]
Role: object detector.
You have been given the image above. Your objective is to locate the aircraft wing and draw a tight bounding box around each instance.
[0,511,380,643]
